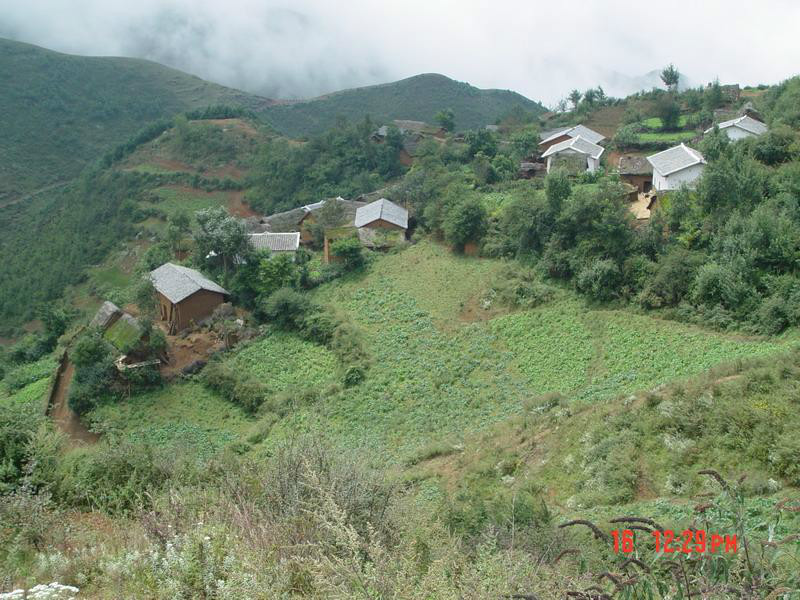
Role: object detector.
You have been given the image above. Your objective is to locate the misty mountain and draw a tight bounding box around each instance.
[260,73,546,137]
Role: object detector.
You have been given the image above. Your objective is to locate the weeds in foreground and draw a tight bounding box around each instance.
[556,470,800,599]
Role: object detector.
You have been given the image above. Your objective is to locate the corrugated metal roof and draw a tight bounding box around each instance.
[354,198,408,229]
[646,144,705,177]
[150,263,229,304]
[540,124,605,146]
[249,232,300,252]
[541,135,604,160]
[705,115,768,136]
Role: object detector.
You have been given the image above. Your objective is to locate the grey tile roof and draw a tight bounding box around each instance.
[539,126,571,141]
[646,144,706,177]
[540,124,605,146]
[354,198,408,229]
[617,155,652,175]
[705,115,767,136]
[541,135,604,160]
[89,301,122,330]
[248,232,300,252]
[260,197,367,231]
[150,263,229,304]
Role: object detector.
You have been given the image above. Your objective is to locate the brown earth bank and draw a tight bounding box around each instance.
[49,360,99,446]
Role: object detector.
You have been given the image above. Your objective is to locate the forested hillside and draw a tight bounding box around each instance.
[260,73,546,137]
[2,53,800,597]
[0,38,273,201]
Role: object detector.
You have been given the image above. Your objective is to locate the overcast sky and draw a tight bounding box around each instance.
[2,0,799,105]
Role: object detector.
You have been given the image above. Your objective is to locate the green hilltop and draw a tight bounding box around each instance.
[0,40,544,202]
[261,72,546,137]
[0,37,273,201]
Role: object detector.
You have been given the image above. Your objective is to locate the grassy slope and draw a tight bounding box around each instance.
[0,37,271,201]
[261,73,546,137]
[252,242,782,464]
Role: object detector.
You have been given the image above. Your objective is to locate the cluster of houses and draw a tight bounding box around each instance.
[144,196,410,334]
[525,109,770,220]
[141,109,770,335]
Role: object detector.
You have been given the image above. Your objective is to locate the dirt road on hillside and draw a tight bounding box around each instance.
[49,360,100,446]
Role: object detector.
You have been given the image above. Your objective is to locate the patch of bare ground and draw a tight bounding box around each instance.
[227,190,259,218]
[49,361,100,446]
[199,118,260,137]
[458,292,508,323]
[158,324,226,380]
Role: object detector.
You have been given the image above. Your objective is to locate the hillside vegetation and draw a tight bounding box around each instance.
[3,59,800,597]
[0,37,272,201]
[261,73,546,137]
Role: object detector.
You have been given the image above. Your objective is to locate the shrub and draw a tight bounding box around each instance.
[443,197,488,252]
[575,258,622,302]
[771,430,800,485]
[258,288,312,329]
[329,237,365,271]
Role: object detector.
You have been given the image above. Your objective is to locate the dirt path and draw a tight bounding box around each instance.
[0,180,71,209]
[49,360,99,446]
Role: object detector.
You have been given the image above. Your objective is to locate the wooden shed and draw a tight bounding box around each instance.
[150,263,229,334]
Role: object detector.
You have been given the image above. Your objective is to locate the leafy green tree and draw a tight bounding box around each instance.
[583,88,598,107]
[704,80,724,110]
[309,199,348,248]
[166,211,191,252]
[434,108,455,132]
[330,237,365,270]
[465,128,497,158]
[700,125,730,162]
[576,258,622,301]
[660,64,680,91]
[545,168,571,213]
[510,129,540,159]
[257,253,297,297]
[259,287,312,329]
[134,277,158,318]
[491,154,516,181]
[656,94,681,131]
[443,197,488,252]
[471,152,496,185]
[194,207,249,276]
[612,124,641,148]
[568,90,582,110]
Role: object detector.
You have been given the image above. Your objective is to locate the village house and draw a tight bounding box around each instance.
[150,263,229,334]
[354,197,409,231]
[321,198,409,262]
[617,155,653,193]
[248,232,300,257]
[258,197,367,244]
[538,124,605,153]
[541,136,604,174]
[646,144,706,192]
[704,115,768,140]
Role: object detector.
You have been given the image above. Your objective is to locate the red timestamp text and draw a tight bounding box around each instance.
[612,529,737,554]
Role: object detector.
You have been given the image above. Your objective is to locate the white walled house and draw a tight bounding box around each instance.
[541,136,604,174]
[704,115,767,141]
[646,144,706,192]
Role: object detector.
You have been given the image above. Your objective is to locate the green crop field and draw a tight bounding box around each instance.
[639,130,697,143]
[641,115,690,130]
[143,186,229,221]
[226,330,339,392]
[90,382,249,456]
[257,242,787,461]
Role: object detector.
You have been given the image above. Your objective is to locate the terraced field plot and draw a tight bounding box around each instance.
[266,242,783,459]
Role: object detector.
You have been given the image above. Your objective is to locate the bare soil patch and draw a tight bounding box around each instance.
[227,191,259,218]
[50,361,100,446]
